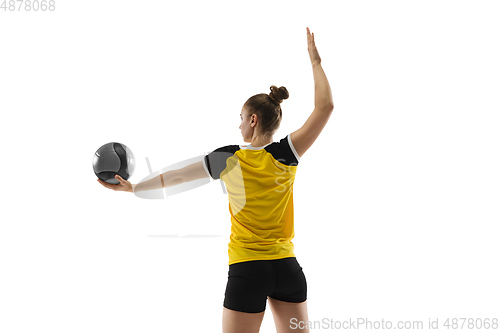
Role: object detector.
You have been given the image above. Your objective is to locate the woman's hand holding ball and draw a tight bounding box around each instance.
[97,175,134,193]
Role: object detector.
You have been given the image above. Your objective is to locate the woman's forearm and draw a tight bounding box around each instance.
[313,62,334,110]
[132,170,183,193]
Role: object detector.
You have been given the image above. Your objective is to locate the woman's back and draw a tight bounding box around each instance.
[203,134,300,265]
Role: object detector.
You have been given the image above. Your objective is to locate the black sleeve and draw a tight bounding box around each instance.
[275,134,300,166]
[203,145,239,180]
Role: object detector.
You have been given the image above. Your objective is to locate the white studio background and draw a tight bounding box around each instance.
[1,1,499,332]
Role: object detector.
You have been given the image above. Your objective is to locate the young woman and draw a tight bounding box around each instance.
[98,27,334,333]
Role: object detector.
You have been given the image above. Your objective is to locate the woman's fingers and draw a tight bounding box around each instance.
[98,178,113,189]
[115,175,129,186]
[306,27,315,46]
[306,27,321,65]
[109,175,132,192]
[98,178,114,189]
[97,175,123,191]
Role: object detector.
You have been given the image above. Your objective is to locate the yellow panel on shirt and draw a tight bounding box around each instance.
[202,134,301,265]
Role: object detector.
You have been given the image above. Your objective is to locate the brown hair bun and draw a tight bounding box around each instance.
[269,85,289,105]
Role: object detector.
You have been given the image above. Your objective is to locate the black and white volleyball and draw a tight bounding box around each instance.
[93,142,135,184]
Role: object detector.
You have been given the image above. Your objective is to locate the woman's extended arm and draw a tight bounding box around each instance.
[132,169,183,193]
[132,160,208,193]
[97,172,178,193]
[98,157,210,197]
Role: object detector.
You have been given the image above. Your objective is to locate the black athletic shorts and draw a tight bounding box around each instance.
[223,257,307,313]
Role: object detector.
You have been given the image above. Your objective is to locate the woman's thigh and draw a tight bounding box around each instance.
[268,298,309,333]
[267,257,309,332]
[222,307,265,333]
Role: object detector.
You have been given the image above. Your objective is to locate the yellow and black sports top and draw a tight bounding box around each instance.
[202,134,301,265]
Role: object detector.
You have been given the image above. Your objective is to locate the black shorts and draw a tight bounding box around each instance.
[223,257,307,313]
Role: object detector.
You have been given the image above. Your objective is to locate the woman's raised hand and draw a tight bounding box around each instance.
[306,27,321,65]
